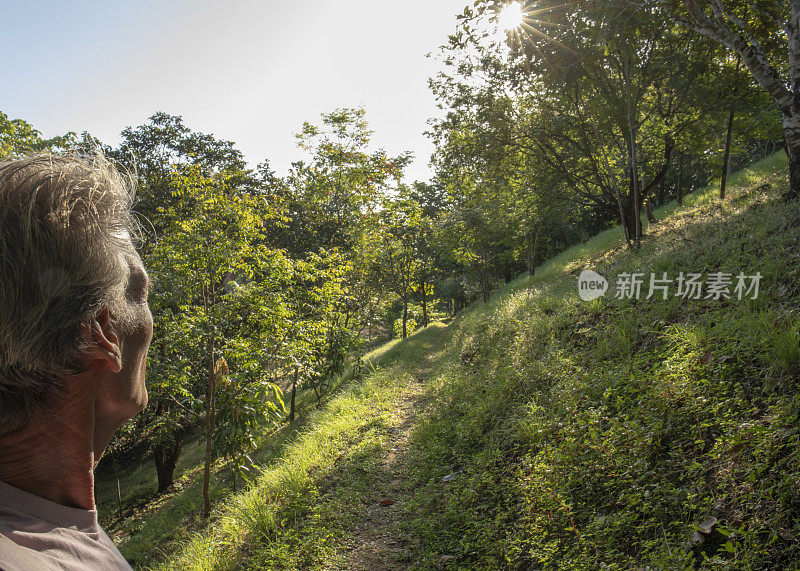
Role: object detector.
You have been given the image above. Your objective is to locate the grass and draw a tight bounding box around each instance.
[99,151,800,568]
[95,338,399,566]
[151,325,446,570]
[399,152,800,568]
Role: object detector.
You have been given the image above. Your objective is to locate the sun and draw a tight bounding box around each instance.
[498,1,524,31]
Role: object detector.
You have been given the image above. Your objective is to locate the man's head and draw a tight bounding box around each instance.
[0,154,152,438]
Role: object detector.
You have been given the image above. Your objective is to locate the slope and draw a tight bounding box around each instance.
[104,152,799,569]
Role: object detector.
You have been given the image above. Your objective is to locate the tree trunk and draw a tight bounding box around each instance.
[623,138,642,248]
[420,279,428,327]
[153,432,185,493]
[721,55,741,200]
[202,383,215,518]
[202,298,216,519]
[785,119,800,199]
[482,264,491,303]
[529,227,541,276]
[401,291,408,339]
[616,194,631,245]
[720,107,735,200]
[788,146,800,199]
[633,157,642,246]
[636,171,645,240]
[623,49,641,249]
[677,152,684,206]
[289,366,298,423]
[645,199,656,223]
[617,195,638,246]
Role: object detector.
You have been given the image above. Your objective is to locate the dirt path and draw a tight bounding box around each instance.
[344,375,427,570]
[304,325,448,570]
[337,324,451,571]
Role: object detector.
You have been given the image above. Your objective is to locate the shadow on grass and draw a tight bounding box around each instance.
[99,354,399,565]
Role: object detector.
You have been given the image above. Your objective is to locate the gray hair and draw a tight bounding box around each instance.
[0,153,137,435]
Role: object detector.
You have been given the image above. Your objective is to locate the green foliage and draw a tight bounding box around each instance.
[428,0,783,296]
[393,317,416,339]
[113,112,250,236]
[399,154,800,569]
[284,107,411,254]
[0,112,47,158]
[0,111,83,158]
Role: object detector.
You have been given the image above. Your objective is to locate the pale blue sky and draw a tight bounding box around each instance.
[2,0,470,183]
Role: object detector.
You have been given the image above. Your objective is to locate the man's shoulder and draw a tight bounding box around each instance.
[0,513,131,571]
[0,532,46,571]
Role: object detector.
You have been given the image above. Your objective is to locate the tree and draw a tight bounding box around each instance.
[113,114,282,494]
[281,109,414,344]
[286,250,355,405]
[144,305,198,493]
[149,165,288,516]
[720,54,742,199]
[283,108,411,255]
[408,183,446,325]
[378,192,424,338]
[112,112,249,235]
[0,111,77,158]
[432,2,702,249]
[666,0,800,197]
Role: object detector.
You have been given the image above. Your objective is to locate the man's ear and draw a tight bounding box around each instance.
[84,307,122,374]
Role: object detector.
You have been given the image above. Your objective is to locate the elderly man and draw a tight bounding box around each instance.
[0,154,152,570]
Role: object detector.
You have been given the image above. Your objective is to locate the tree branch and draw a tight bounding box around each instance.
[679,0,793,116]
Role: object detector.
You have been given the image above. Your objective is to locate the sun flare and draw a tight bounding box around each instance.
[498,2,524,31]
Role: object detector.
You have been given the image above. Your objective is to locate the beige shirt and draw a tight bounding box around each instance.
[0,479,131,570]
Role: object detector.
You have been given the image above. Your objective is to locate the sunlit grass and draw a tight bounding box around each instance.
[102,153,797,569]
[398,153,798,567]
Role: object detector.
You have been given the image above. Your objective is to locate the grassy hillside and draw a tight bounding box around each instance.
[101,152,800,568]
[399,152,800,569]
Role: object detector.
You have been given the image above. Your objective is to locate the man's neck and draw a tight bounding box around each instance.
[0,383,99,510]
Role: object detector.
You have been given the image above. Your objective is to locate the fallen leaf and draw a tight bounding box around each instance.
[380,498,394,506]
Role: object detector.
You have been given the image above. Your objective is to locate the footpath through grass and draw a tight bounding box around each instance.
[149,324,449,570]
[103,152,800,568]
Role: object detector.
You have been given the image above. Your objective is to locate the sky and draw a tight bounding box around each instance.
[2,0,471,183]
